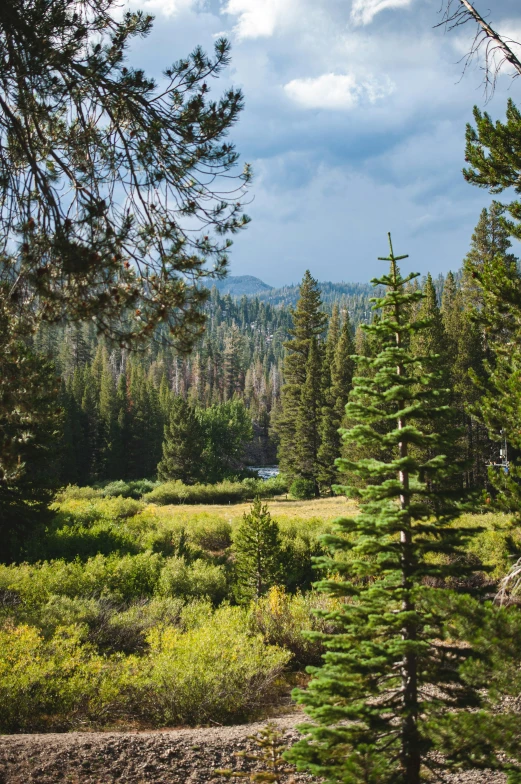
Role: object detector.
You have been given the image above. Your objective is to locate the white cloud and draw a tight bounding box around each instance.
[124,0,198,16]
[284,72,394,110]
[350,0,414,27]
[222,0,297,39]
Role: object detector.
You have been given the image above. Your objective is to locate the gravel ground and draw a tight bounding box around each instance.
[0,715,507,783]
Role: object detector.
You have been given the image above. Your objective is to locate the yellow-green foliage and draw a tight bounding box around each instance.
[157,557,227,603]
[0,604,290,731]
[0,552,227,606]
[248,586,341,667]
[0,623,134,732]
[460,512,521,581]
[140,605,290,725]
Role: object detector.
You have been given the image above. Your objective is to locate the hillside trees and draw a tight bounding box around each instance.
[0,1,250,348]
[288,236,521,784]
[318,309,355,491]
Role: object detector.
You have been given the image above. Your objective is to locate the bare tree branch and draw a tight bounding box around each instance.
[438,0,521,98]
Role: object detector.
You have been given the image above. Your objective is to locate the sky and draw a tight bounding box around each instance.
[125,0,521,286]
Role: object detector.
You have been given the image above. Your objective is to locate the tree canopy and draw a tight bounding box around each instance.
[0,0,250,348]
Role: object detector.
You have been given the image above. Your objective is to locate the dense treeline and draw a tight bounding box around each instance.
[30,200,515,496]
[274,202,517,499]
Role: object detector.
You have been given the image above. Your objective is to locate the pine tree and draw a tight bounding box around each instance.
[288,236,519,784]
[331,311,355,421]
[0,5,250,347]
[275,271,327,480]
[464,100,521,245]
[469,255,521,516]
[233,498,282,603]
[295,338,323,495]
[462,201,517,310]
[157,396,205,484]
[0,287,62,562]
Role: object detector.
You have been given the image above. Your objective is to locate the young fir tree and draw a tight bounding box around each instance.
[233,497,282,603]
[275,271,327,480]
[157,396,205,484]
[288,236,521,784]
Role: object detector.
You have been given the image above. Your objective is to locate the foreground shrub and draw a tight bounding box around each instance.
[140,605,290,725]
[0,624,130,732]
[249,586,339,667]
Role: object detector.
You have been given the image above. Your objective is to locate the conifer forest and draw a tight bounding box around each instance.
[5,2,521,783]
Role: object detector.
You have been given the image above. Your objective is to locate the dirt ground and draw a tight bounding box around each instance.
[0,714,507,784]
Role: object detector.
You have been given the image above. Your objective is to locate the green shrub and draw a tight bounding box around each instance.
[41,522,140,560]
[289,478,316,500]
[143,476,288,506]
[189,520,233,552]
[95,596,186,654]
[139,605,290,725]
[144,479,248,505]
[279,526,325,593]
[258,473,289,496]
[55,485,102,502]
[158,557,228,604]
[0,552,164,604]
[99,479,159,499]
[248,586,339,668]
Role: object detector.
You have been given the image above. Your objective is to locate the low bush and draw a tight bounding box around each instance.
[99,479,159,499]
[158,557,228,604]
[0,552,165,604]
[249,586,340,667]
[143,476,288,506]
[0,604,290,731]
[0,623,132,732]
[289,478,316,500]
[139,605,290,725]
[144,479,248,505]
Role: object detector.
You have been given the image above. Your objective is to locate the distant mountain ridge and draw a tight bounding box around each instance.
[209,275,273,296]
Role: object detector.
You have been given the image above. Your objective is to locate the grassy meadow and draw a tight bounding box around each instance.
[0,480,519,733]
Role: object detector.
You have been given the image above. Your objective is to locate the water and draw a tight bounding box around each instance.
[249,465,279,480]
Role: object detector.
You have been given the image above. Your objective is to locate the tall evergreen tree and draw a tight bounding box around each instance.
[462,201,517,310]
[296,337,323,495]
[288,236,520,784]
[275,271,327,480]
[468,255,521,516]
[318,311,355,492]
[332,311,355,419]
[0,288,62,562]
[157,396,205,484]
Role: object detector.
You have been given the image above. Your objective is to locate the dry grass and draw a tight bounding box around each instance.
[148,495,357,528]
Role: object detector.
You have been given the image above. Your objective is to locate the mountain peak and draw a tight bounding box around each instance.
[211,275,273,296]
